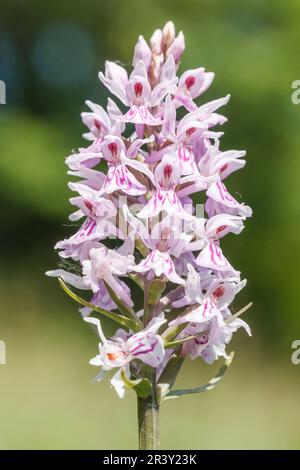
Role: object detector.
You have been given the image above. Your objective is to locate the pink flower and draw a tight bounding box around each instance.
[196,240,239,277]
[205,180,252,218]
[47,21,252,401]
[66,143,102,171]
[81,99,123,142]
[84,315,166,397]
[181,309,251,364]
[198,138,246,180]
[137,153,194,220]
[82,246,135,307]
[99,58,177,125]
[133,35,152,69]
[172,263,245,314]
[124,207,188,285]
[99,136,153,196]
[174,67,215,111]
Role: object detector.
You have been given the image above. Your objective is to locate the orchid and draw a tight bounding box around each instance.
[99,58,177,126]
[84,314,166,398]
[124,208,190,285]
[137,153,195,220]
[47,21,252,450]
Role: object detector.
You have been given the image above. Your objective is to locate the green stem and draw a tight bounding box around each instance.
[143,278,150,327]
[137,278,160,450]
[137,369,160,450]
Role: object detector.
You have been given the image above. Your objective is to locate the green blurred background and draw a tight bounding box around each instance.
[1,0,300,449]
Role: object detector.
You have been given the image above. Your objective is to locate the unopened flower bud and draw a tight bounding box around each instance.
[149,54,163,86]
[166,31,185,64]
[162,21,176,50]
[150,29,163,55]
[133,35,152,68]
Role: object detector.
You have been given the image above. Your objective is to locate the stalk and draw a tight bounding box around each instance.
[137,278,160,450]
[137,368,160,450]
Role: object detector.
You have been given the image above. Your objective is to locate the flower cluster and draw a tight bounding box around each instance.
[47,21,252,399]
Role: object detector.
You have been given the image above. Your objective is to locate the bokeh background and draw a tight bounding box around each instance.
[1,0,300,449]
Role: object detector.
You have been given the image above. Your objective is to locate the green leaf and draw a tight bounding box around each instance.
[165,352,234,400]
[227,302,253,323]
[135,239,149,258]
[157,355,184,403]
[164,302,252,349]
[104,282,143,329]
[162,323,188,345]
[148,279,166,305]
[120,370,152,398]
[127,273,144,290]
[164,327,210,349]
[158,355,184,388]
[58,278,140,332]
